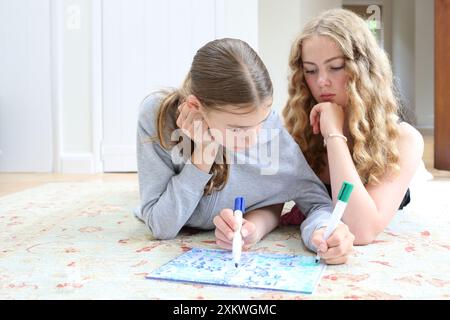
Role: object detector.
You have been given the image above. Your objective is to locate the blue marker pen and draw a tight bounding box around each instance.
[232,197,245,268]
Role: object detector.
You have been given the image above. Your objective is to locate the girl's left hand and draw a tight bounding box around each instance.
[309,102,345,138]
[311,222,355,265]
[177,102,216,148]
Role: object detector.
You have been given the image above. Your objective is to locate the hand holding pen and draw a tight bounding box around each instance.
[213,199,257,252]
[312,182,355,265]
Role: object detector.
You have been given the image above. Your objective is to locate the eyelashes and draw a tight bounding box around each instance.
[304,65,345,74]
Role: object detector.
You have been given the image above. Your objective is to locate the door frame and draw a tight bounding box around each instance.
[435,0,450,170]
[91,0,104,173]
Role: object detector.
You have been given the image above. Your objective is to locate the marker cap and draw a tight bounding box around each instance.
[337,181,354,203]
[234,197,245,212]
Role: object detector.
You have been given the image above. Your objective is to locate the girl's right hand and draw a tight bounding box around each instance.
[311,222,354,265]
[213,208,258,250]
[309,102,345,138]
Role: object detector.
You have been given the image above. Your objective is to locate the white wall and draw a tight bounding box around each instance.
[258,0,301,114]
[392,0,415,122]
[258,0,342,115]
[0,0,435,173]
[216,0,259,50]
[0,0,54,172]
[415,0,434,128]
[100,0,260,172]
[298,0,343,24]
[58,0,94,172]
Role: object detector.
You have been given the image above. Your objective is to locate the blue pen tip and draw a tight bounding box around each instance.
[234,197,245,212]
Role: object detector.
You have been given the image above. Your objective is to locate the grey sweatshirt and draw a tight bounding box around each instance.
[136,94,334,252]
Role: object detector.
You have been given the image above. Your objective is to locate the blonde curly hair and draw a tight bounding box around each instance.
[283,8,400,185]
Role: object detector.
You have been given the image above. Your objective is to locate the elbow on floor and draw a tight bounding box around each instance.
[148,225,178,240]
[352,229,380,246]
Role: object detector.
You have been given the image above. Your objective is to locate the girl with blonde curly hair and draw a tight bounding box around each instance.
[281,9,424,248]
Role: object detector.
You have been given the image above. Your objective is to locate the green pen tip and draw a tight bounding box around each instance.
[338,181,354,203]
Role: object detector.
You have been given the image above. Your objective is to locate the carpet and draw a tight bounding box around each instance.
[0,176,449,299]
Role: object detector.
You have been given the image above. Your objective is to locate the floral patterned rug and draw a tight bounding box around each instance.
[0,177,449,299]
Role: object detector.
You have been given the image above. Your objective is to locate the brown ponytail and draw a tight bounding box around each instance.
[153,38,273,195]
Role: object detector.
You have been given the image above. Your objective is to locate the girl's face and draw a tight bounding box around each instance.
[301,35,350,107]
[201,98,273,151]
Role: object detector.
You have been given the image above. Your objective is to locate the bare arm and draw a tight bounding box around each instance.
[243,203,284,245]
[327,123,424,245]
[213,203,284,250]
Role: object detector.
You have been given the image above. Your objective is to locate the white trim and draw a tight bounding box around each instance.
[101,145,137,172]
[50,0,64,173]
[91,0,104,173]
[342,0,386,5]
[415,126,434,131]
[416,114,435,129]
[60,153,95,173]
[102,145,136,156]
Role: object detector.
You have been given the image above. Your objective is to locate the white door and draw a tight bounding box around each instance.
[0,0,53,172]
[101,0,216,172]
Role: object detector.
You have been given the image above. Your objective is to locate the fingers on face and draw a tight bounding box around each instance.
[310,104,325,134]
[182,111,197,131]
[176,110,185,129]
[314,123,320,135]
[310,117,320,134]
[178,102,189,118]
[309,105,318,125]
[176,103,202,131]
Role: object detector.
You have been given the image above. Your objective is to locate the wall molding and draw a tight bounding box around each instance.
[91,0,104,173]
[60,153,95,173]
[416,114,435,129]
[50,0,64,173]
[101,145,137,172]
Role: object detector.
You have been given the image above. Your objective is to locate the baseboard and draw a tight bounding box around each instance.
[60,153,95,173]
[101,145,137,172]
[416,114,435,129]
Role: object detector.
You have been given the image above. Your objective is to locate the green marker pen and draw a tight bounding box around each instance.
[315,181,354,263]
